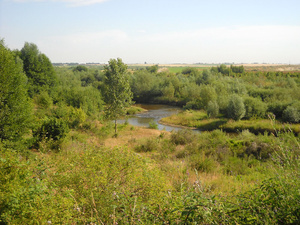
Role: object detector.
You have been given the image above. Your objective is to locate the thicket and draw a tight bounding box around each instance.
[128,65,300,124]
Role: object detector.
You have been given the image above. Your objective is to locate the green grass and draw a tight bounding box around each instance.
[126,105,145,115]
[167,66,207,73]
[161,110,300,135]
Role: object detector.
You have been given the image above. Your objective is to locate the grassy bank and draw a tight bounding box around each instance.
[161,109,300,135]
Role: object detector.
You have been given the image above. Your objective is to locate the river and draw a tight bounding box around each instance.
[117,104,184,132]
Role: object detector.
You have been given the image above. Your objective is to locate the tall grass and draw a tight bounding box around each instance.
[1,120,299,224]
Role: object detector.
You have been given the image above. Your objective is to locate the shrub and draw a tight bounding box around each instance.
[148,120,158,129]
[135,138,159,152]
[34,91,53,109]
[226,95,245,121]
[244,96,267,119]
[190,156,217,173]
[267,101,289,119]
[207,101,219,118]
[283,102,300,123]
[171,129,197,145]
[33,117,69,150]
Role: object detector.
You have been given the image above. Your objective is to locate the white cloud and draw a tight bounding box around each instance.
[11,0,109,7]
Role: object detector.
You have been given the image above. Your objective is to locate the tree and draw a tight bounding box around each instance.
[207,101,219,118]
[283,102,300,123]
[244,97,267,119]
[103,58,133,135]
[0,40,33,142]
[73,65,88,72]
[226,95,245,121]
[146,64,159,73]
[20,42,57,96]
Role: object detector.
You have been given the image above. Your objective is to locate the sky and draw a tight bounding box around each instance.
[0,0,300,64]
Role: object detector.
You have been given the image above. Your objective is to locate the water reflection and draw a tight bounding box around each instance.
[117,104,183,132]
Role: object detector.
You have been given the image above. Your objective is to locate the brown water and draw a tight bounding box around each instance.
[118,104,183,131]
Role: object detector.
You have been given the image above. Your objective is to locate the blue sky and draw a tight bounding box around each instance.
[1,0,300,64]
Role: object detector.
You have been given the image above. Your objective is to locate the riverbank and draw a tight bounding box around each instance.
[161,109,300,135]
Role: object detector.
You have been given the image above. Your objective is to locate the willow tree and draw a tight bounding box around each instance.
[103,58,133,136]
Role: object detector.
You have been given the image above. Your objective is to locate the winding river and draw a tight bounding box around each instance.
[117,104,184,132]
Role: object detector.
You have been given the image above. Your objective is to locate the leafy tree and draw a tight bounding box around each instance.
[207,101,219,118]
[0,40,33,142]
[283,102,300,123]
[20,42,57,96]
[182,67,201,77]
[226,95,245,121]
[73,65,88,72]
[218,64,230,75]
[197,69,212,85]
[230,65,245,73]
[33,117,69,150]
[103,58,133,135]
[244,97,267,119]
[146,64,159,73]
[199,85,217,109]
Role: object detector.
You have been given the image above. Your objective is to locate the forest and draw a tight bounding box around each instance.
[1,40,300,224]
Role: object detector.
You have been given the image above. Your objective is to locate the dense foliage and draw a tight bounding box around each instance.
[103,58,133,135]
[0,41,33,142]
[0,40,299,224]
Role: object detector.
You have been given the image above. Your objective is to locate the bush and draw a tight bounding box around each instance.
[226,95,245,121]
[135,138,159,152]
[283,103,300,123]
[267,101,290,119]
[207,101,219,118]
[34,91,53,109]
[244,96,267,119]
[33,117,69,150]
[148,120,158,129]
[190,156,217,173]
[171,129,197,145]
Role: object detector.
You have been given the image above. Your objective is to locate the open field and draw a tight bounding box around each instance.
[128,63,300,73]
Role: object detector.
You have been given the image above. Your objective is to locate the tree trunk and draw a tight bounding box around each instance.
[114,119,117,136]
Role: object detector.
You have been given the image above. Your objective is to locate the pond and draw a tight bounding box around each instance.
[117,104,184,132]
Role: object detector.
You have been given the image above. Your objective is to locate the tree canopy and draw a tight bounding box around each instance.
[103,58,133,135]
[20,42,57,96]
[0,40,33,142]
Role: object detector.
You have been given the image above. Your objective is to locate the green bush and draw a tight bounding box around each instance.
[244,96,267,119]
[190,156,217,173]
[135,138,159,152]
[283,102,300,123]
[267,101,290,119]
[226,95,245,121]
[148,120,158,129]
[33,117,69,150]
[207,100,219,118]
[171,129,197,145]
[34,91,53,109]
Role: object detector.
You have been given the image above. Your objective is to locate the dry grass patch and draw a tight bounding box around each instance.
[103,126,169,148]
